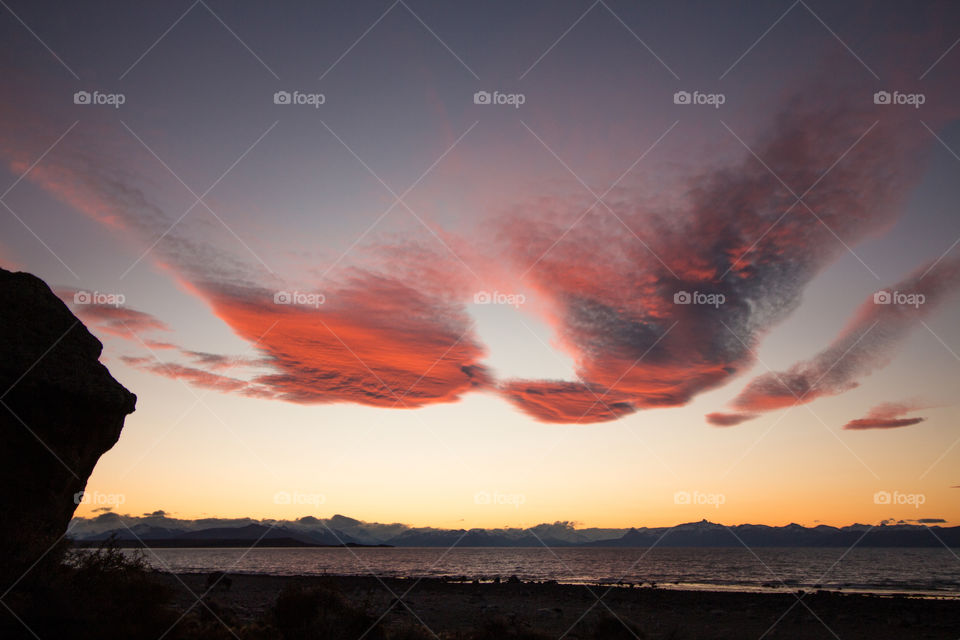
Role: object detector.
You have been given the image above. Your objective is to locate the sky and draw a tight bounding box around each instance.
[2,0,960,529]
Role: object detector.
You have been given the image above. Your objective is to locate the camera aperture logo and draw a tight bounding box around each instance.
[274,290,325,308]
[873,290,925,308]
[474,490,526,508]
[673,290,725,308]
[673,90,725,109]
[873,90,924,109]
[273,90,326,108]
[74,290,125,307]
[273,491,325,506]
[73,90,126,108]
[473,90,525,109]
[474,290,526,308]
[674,490,726,508]
[74,491,126,506]
[873,490,925,508]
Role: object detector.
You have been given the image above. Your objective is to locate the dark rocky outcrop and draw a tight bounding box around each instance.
[0,268,135,585]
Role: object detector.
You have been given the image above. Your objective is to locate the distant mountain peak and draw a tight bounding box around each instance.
[67,514,958,549]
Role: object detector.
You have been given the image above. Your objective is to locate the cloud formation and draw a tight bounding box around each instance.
[843,400,928,430]
[709,254,960,426]
[120,356,255,394]
[497,87,945,422]
[55,288,171,339]
[192,275,491,407]
[2,55,957,422]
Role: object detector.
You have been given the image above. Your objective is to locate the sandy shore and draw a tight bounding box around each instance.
[162,573,960,639]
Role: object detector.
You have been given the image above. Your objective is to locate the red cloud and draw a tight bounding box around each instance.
[181,350,267,370]
[189,274,491,408]
[4,54,959,421]
[58,292,270,392]
[121,356,255,394]
[843,400,928,431]
[144,340,180,350]
[495,87,945,422]
[60,276,488,409]
[844,417,925,430]
[499,381,636,423]
[0,90,494,408]
[705,412,758,427]
[55,288,171,338]
[711,255,960,425]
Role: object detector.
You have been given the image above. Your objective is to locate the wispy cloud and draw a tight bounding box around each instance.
[498,87,943,422]
[843,400,928,430]
[709,255,960,426]
[2,57,957,421]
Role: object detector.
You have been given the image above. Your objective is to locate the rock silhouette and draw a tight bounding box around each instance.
[0,268,135,585]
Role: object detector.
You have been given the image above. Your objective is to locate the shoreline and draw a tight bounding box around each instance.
[159,572,960,639]
[167,570,960,600]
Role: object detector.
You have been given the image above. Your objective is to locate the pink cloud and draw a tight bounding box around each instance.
[710,255,960,425]
[120,357,256,394]
[187,273,491,408]
[495,88,947,422]
[843,400,928,430]
[3,51,959,421]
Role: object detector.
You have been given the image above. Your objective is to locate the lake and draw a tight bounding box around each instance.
[129,546,960,596]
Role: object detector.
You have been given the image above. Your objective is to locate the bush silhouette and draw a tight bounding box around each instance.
[0,535,178,640]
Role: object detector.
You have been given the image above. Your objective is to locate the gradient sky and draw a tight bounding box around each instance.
[2,0,960,529]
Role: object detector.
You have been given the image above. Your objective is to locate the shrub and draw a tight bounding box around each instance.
[0,535,178,640]
[272,583,387,640]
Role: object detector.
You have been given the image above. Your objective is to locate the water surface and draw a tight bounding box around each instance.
[128,546,960,596]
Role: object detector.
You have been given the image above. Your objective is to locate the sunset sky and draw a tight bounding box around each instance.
[2,0,960,529]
